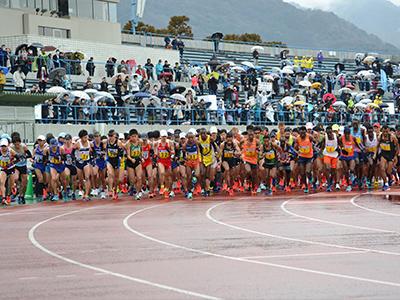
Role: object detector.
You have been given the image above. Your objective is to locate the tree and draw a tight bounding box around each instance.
[224,33,262,43]
[167,16,193,37]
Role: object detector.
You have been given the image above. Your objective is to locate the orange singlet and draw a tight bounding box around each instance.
[242,139,258,165]
[341,135,355,157]
[297,135,313,158]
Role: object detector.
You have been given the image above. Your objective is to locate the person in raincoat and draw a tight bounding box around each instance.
[317,51,324,67]
[293,56,300,67]
[0,69,5,93]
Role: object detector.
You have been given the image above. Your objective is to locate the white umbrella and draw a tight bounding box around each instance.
[336,73,346,80]
[71,90,90,100]
[355,93,368,102]
[355,53,365,60]
[271,73,280,79]
[306,72,316,80]
[360,98,372,105]
[363,56,376,64]
[357,70,375,79]
[241,61,255,69]
[271,67,281,73]
[142,96,161,107]
[231,66,246,73]
[338,87,352,94]
[263,75,274,81]
[111,72,128,84]
[333,101,346,108]
[299,80,312,87]
[281,96,294,105]
[251,46,264,52]
[122,94,134,101]
[96,91,115,100]
[170,93,186,102]
[224,61,236,67]
[354,102,366,109]
[84,88,98,94]
[245,96,256,107]
[281,67,294,74]
[47,86,67,94]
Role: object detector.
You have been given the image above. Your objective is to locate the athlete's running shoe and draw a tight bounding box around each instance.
[346,186,352,192]
[382,184,390,191]
[135,192,143,201]
[335,183,341,191]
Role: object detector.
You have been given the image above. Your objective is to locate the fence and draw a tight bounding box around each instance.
[34,104,396,127]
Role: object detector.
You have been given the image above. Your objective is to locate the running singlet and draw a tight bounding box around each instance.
[34,146,45,164]
[107,141,120,161]
[242,140,258,165]
[379,136,396,160]
[341,136,355,157]
[351,128,363,152]
[199,135,213,166]
[323,134,338,157]
[297,135,313,158]
[93,141,105,162]
[49,147,63,165]
[130,143,141,159]
[185,143,199,161]
[365,133,378,154]
[77,141,91,163]
[141,144,152,166]
[264,145,277,165]
[12,145,26,167]
[222,143,235,160]
[0,150,13,169]
[64,146,74,166]
[157,142,171,168]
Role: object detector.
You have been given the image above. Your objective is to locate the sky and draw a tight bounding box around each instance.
[283,0,400,10]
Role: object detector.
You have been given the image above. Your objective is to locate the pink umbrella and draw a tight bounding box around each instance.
[323,93,336,103]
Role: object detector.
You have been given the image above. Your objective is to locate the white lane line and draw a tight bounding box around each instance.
[207,202,400,256]
[123,204,400,288]
[239,250,368,259]
[18,276,38,280]
[28,206,220,300]
[56,274,77,278]
[351,196,400,217]
[281,196,398,234]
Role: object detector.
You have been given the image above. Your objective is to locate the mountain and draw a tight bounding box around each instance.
[117,0,399,53]
[329,0,400,49]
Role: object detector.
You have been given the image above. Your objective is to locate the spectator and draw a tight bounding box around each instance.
[13,66,26,92]
[62,75,72,90]
[117,60,127,73]
[46,53,54,72]
[171,36,178,50]
[155,59,163,79]
[136,100,145,125]
[317,51,324,67]
[105,57,115,77]
[83,77,94,90]
[0,69,5,93]
[37,66,48,93]
[0,45,6,67]
[115,74,123,96]
[252,50,259,66]
[174,62,182,82]
[100,77,108,91]
[163,60,172,73]
[135,65,147,80]
[191,75,199,93]
[144,58,154,80]
[208,75,218,95]
[122,76,130,95]
[177,39,185,59]
[86,57,95,77]
[130,75,140,93]
[164,36,171,48]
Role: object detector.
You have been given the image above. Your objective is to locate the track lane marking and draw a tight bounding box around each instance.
[123,203,400,288]
[351,196,400,217]
[239,250,368,259]
[28,205,220,300]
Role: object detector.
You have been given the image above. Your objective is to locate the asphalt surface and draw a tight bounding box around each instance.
[1,191,400,299]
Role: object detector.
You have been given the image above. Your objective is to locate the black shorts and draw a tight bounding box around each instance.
[66,164,77,176]
[107,159,120,169]
[126,158,141,170]
[1,167,15,176]
[263,162,277,170]
[222,158,238,170]
[244,162,258,169]
[16,165,27,175]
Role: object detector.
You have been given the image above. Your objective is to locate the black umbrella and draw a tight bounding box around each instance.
[170,86,186,94]
[15,44,28,55]
[211,32,224,40]
[49,67,66,80]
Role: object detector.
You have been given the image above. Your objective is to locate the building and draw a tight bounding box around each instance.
[0,0,121,44]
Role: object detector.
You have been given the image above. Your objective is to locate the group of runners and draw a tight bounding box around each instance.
[0,119,399,205]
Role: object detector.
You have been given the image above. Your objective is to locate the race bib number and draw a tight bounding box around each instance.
[265,152,275,160]
[159,151,169,159]
[299,146,310,154]
[326,146,335,153]
[380,143,390,151]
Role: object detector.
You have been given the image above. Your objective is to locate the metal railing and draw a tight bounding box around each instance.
[34,104,396,126]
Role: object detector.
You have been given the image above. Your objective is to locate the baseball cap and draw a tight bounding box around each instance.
[167,129,174,135]
[49,138,58,146]
[65,134,72,140]
[118,133,125,140]
[332,124,340,131]
[58,132,66,139]
[160,130,168,137]
[373,122,380,128]
[306,122,313,130]
[188,128,197,135]
[37,135,46,141]
[179,132,186,139]
[0,138,8,146]
[210,126,218,134]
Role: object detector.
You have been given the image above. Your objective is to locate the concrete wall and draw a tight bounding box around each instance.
[0,8,24,38]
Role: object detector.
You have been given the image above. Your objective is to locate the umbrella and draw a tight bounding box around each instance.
[355,93,368,102]
[160,72,173,79]
[338,87,352,94]
[264,75,274,81]
[281,67,294,74]
[122,94,134,101]
[0,66,9,75]
[394,79,400,86]
[333,101,347,108]
[294,100,306,106]
[311,82,322,89]
[354,103,366,109]
[346,84,355,90]
[133,92,151,98]
[30,42,44,48]
[142,96,161,107]
[355,53,365,60]
[111,73,128,84]
[211,32,224,40]
[224,61,236,67]
[323,93,336,102]
[306,72,316,80]
[281,96,294,105]
[47,86,67,94]
[367,103,379,108]
[84,89,98,94]
[231,66,245,73]
[15,43,28,55]
[170,93,186,102]
[360,99,372,104]
[299,80,312,87]
[96,91,115,100]
[42,45,57,52]
[357,70,375,79]
[380,103,389,108]
[251,46,264,52]
[241,61,255,69]
[49,67,66,80]
[363,56,376,64]
[170,86,186,94]
[71,91,90,100]
[271,73,280,79]
[271,67,281,73]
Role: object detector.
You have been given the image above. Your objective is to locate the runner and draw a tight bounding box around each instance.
[294,126,314,193]
[125,129,143,200]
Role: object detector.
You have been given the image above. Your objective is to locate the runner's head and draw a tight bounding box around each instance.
[382,125,390,136]
[247,128,254,141]
[129,129,139,142]
[344,127,351,138]
[93,131,101,143]
[325,126,333,137]
[64,134,72,146]
[299,126,307,138]
[78,129,88,142]
[0,138,8,151]
[226,132,233,142]
[36,135,46,146]
[108,130,116,141]
[49,138,58,150]
[160,129,168,142]
[366,125,374,137]
[200,128,207,140]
